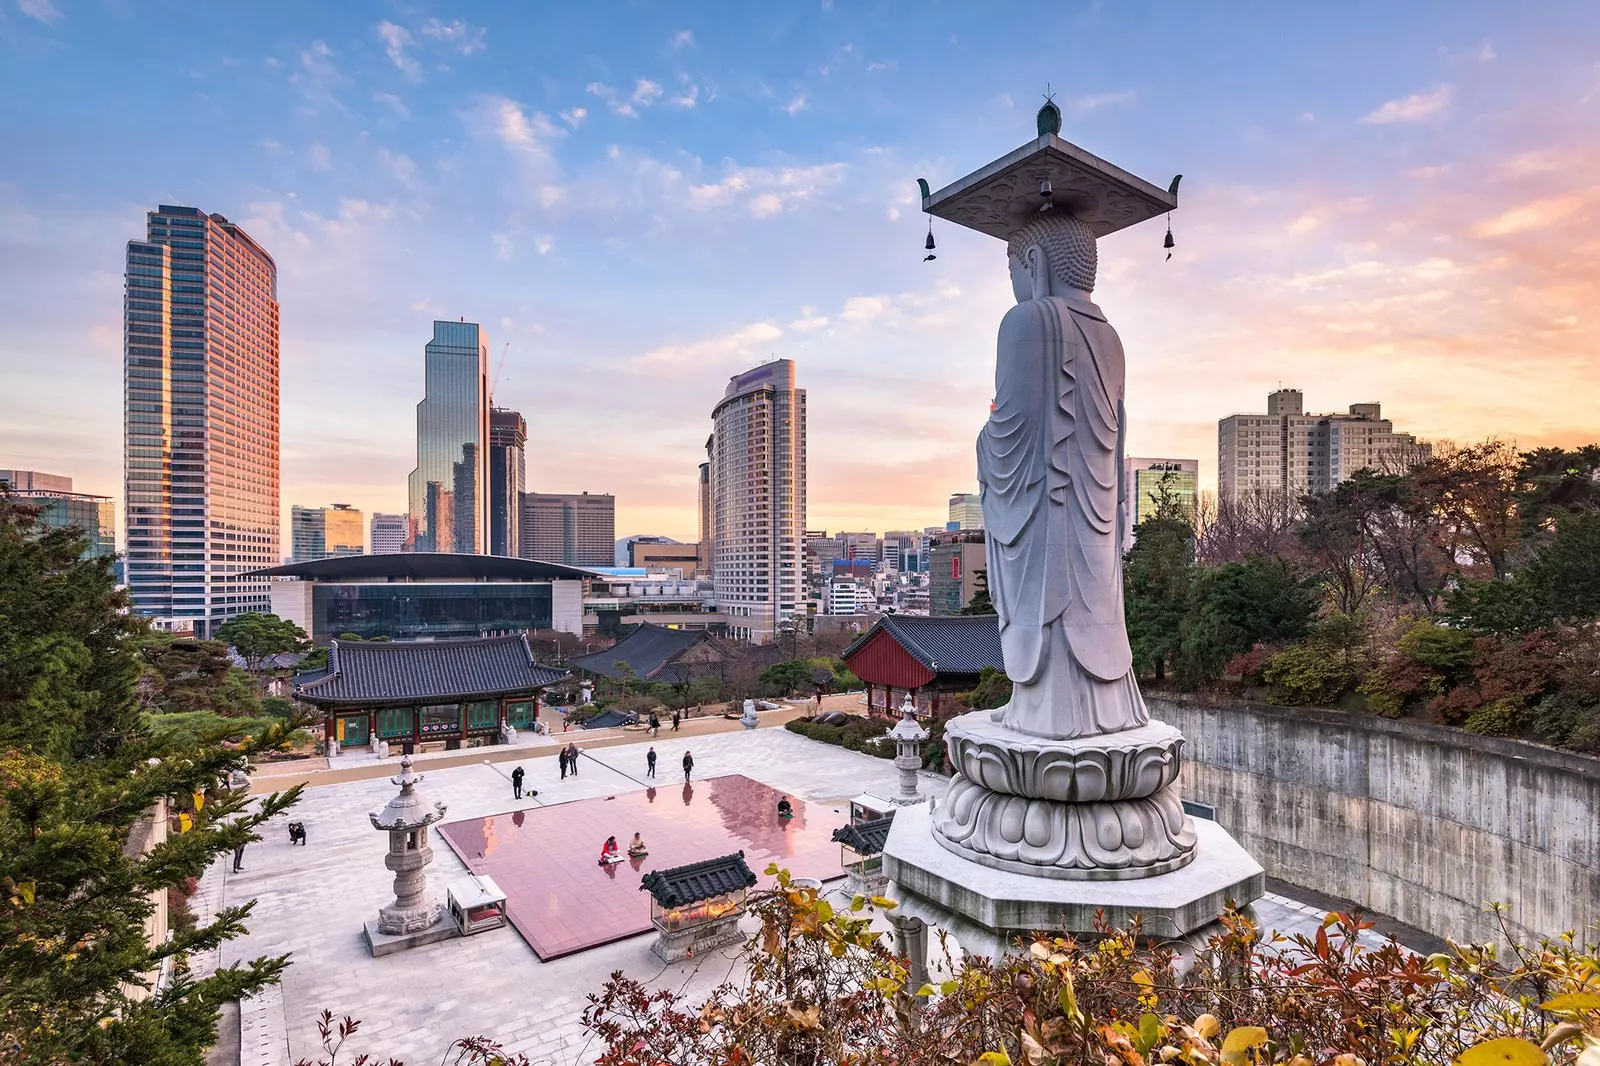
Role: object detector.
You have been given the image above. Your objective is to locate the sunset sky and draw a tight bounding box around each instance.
[1,2,1596,545]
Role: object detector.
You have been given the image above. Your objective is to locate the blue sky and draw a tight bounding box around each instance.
[2,1,1597,543]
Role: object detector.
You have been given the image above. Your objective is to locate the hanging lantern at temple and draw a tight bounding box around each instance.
[918,178,937,261]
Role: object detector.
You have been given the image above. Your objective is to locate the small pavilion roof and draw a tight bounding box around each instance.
[295,634,568,707]
[569,623,714,683]
[639,851,757,909]
[831,814,894,857]
[842,615,1002,676]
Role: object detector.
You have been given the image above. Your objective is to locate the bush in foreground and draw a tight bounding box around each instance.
[584,877,1600,1066]
[300,873,1600,1066]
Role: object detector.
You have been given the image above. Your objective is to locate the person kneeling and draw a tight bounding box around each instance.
[628,832,648,857]
[776,798,793,819]
[599,835,621,864]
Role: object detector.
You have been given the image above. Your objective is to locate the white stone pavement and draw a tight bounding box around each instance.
[216,726,1389,1065]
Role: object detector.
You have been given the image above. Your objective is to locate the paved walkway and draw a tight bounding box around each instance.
[248,696,863,794]
[216,715,1401,1066]
[219,724,927,1065]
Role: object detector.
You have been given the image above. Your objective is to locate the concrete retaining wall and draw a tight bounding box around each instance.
[1149,695,1600,948]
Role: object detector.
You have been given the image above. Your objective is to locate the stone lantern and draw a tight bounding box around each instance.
[364,755,451,956]
[887,693,929,805]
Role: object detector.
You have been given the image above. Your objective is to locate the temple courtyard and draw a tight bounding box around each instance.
[196,722,1401,1066]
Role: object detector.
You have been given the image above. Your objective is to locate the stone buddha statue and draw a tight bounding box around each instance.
[980,211,1147,740]
[913,118,1200,880]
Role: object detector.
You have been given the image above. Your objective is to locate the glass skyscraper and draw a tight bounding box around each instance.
[407,320,489,554]
[123,205,279,636]
[0,470,115,559]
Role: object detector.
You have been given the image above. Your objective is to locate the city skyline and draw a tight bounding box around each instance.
[2,5,1597,545]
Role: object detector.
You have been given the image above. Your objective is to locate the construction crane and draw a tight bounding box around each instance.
[490,341,510,406]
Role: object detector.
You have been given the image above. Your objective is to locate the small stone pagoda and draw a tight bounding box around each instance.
[364,755,453,956]
[887,694,929,805]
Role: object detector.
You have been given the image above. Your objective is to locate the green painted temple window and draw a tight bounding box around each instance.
[465,701,497,731]
[419,703,461,736]
[506,700,537,727]
[376,708,411,739]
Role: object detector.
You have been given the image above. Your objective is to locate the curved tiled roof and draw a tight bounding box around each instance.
[246,552,597,582]
[295,634,569,706]
[831,814,894,856]
[841,614,1002,676]
[569,623,713,682]
[640,851,757,908]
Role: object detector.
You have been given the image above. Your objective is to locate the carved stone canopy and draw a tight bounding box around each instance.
[923,132,1176,241]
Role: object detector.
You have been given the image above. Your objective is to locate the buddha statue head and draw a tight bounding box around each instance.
[1006,213,1098,301]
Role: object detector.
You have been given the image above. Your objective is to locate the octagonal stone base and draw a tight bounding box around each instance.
[884,802,1263,944]
[363,914,457,958]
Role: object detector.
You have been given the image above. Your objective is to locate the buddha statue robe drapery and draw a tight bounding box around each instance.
[978,283,1148,740]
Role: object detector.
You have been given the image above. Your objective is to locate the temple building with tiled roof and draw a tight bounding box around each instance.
[568,622,729,685]
[841,614,1002,718]
[295,634,569,752]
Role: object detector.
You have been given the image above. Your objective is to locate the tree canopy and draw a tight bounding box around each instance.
[1125,439,1600,752]
[0,498,305,1064]
[213,611,309,672]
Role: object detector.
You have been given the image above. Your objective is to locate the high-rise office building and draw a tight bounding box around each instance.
[370,512,408,555]
[519,491,615,566]
[407,320,489,554]
[882,530,920,572]
[710,359,807,643]
[1218,389,1428,501]
[948,491,984,530]
[123,205,279,635]
[488,407,526,557]
[1122,458,1199,549]
[0,470,115,559]
[837,531,880,564]
[290,503,364,562]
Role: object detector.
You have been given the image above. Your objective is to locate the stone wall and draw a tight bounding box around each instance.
[1149,695,1600,948]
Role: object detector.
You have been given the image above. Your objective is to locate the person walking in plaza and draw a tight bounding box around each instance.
[682,750,694,783]
[649,712,660,737]
[672,709,681,732]
[231,842,246,872]
[646,746,657,778]
[511,765,525,799]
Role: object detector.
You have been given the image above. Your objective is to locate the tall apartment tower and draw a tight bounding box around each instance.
[519,491,615,566]
[123,205,279,636]
[488,407,526,557]
[369,512,408,555]
[1121,458,1200,550]
[710,359,807,644]
[407,320,489,554]
[289,503,364,562]
[1218,389,1428,501]
[696,434,712,577]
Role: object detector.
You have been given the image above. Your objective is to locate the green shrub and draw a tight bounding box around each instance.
[960,665,1011,712]
[1263,642,1358,707]
[784,716,893,759]
[1464,697,1525,737]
